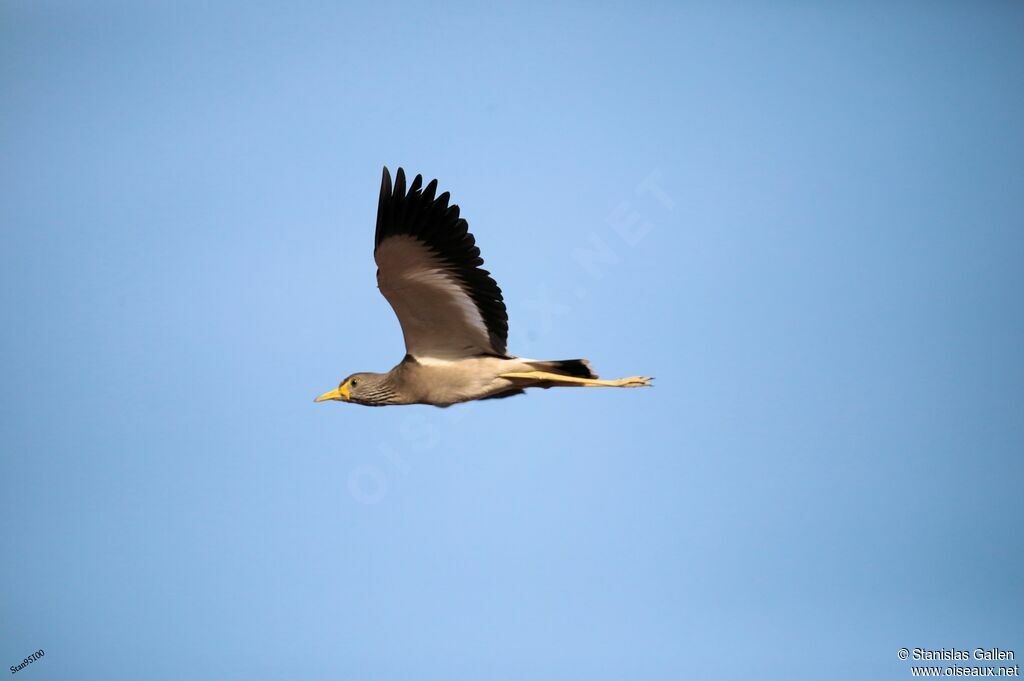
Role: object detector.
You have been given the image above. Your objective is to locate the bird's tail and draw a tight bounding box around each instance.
[525,358,598,379]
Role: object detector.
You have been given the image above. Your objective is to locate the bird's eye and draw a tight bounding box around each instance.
[351,379,358,387]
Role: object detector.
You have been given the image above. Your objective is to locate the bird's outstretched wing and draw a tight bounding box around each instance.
[374,167,509,359]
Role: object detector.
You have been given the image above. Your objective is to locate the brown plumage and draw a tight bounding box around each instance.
[315,167,652,408]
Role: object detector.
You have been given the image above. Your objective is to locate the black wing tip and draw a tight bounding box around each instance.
[383,166,431,199]
[380,165,422,198]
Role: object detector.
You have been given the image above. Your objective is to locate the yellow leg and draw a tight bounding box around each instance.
[499,371,653,388]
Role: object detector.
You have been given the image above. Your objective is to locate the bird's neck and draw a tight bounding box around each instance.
[360,372,404,406]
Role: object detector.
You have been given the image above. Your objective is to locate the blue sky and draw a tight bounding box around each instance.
[2,2,1022,679]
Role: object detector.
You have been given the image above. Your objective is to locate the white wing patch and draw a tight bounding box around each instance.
[375,236,497,359]
[402,267,488,335]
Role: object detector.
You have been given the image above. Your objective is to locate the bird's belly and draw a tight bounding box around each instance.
[409,357,514,406]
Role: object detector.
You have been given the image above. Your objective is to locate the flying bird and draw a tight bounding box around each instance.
[315,167,653,407]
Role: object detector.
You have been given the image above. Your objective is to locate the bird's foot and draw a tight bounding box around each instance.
[611,376,654,387]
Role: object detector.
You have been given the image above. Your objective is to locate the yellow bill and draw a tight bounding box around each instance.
[314,382,350,402]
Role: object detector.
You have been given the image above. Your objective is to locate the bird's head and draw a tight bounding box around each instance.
[314,373,393,406]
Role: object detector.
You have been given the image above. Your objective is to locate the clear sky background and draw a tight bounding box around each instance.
[2,2,1022,679]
